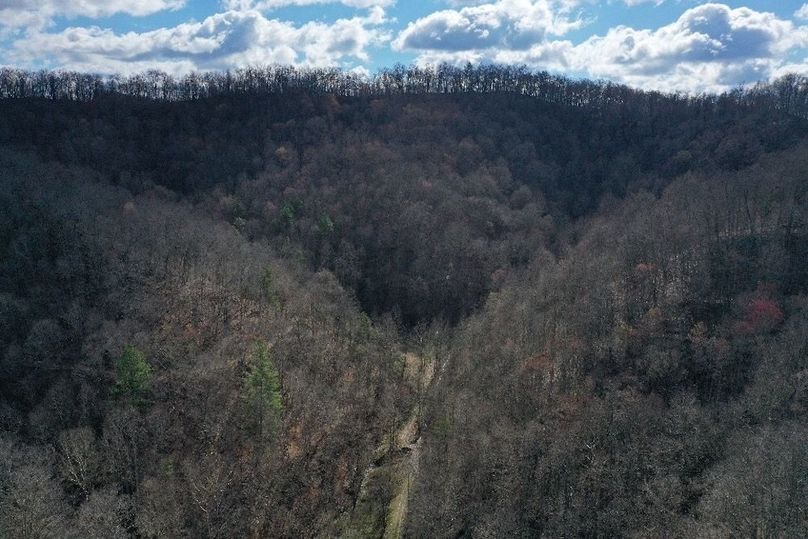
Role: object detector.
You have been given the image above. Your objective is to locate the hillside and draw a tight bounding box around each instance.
[1,66,807,538]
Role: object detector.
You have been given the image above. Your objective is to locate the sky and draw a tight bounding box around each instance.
[1,0,808,93]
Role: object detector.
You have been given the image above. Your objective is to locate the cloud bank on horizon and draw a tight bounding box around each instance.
[1,0,807,93]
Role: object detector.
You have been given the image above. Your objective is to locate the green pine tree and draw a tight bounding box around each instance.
[114,345,152,404]
[244,342,283,438]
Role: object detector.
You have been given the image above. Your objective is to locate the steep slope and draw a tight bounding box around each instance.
[407,145,808,537]
[0,149,411,537]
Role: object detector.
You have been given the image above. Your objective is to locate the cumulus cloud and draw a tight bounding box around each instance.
[2,0,806,93]
[398,2,808,93]
[6,9,389,75]
[393,0,584,52]
[225,0,393,8]
[570,3,808,91]
[408,41,573,71]
[0,0,185,29]
[621,0,665,5]
[796,4,808,21]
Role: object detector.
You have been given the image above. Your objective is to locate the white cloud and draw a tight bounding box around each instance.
[0,0,185,29]
[796,4,808,21]
[6,9,389,75]
[2,0,806,93]
[399,2,808,93]
[408,40,573,71]
[569,3,808,92]
[621,0,665,5]
[393,0,584,52]
[225,0,394,10]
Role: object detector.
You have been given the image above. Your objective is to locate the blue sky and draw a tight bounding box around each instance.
[1,1,807,92]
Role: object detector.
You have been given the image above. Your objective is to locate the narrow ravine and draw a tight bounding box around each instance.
[343,352,436,538]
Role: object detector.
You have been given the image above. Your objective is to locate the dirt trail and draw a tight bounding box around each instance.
[343,352,435,538]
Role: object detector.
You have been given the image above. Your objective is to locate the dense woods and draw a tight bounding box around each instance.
[1,65,807,537]
[2,66,808,119]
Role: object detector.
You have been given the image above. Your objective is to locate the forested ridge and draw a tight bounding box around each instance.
[1,65,807,538]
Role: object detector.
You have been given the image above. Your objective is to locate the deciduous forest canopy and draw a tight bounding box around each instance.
[1,64,808,538]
